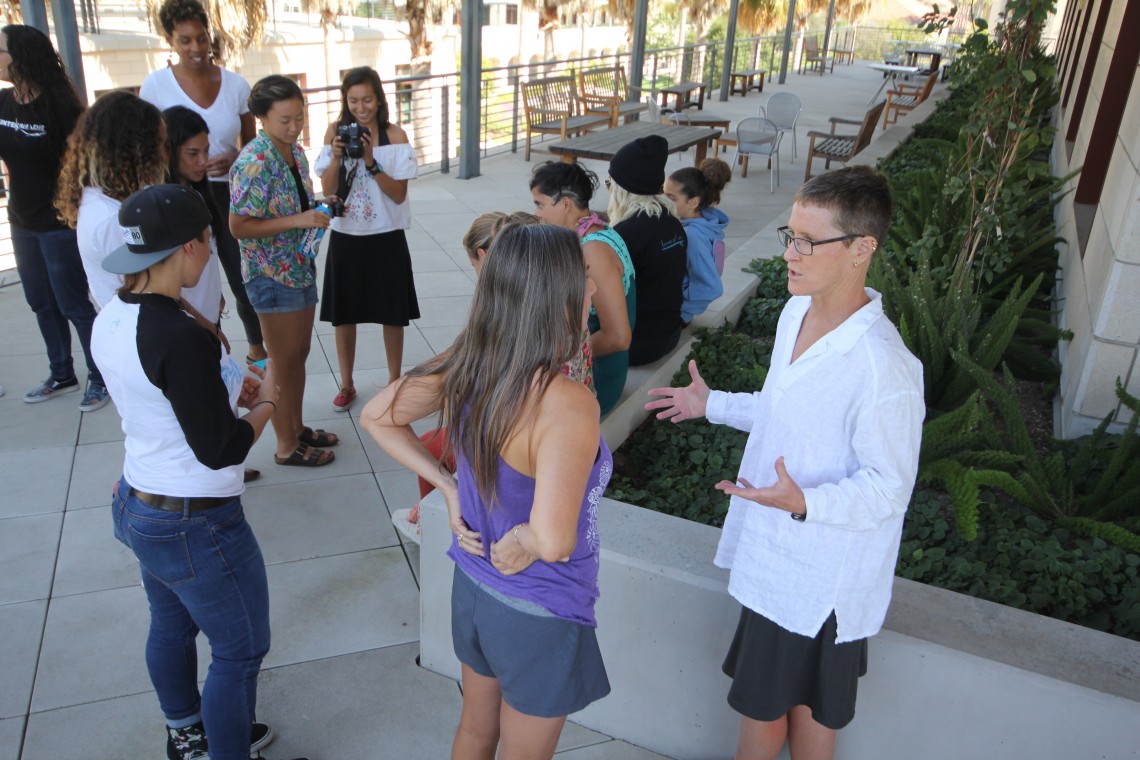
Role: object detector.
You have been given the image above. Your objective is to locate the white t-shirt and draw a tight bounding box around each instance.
[139,66,251,184]
[313,140,417,235]
[76,187,223,319]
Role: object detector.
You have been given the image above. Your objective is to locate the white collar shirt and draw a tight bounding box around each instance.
[707,288,925,643]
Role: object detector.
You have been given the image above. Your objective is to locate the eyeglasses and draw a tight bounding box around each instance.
[776,226,862,256]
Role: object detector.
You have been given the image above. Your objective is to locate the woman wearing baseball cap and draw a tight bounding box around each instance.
[91,184,308,760]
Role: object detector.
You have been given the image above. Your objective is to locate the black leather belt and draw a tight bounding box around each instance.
[129,488,234,512]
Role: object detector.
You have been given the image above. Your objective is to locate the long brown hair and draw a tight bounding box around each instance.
[405,222,586,506]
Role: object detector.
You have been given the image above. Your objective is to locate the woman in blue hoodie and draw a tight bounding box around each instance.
[664,159,732,325]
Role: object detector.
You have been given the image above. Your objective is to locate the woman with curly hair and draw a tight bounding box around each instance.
[55,93,234,365]
[230,75,336,468]
[140,0,266,365]
[0,25,106,410]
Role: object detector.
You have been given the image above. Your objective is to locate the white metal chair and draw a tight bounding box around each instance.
[666,111,693,162]
[732,117,782,193]
[759,92,801,161]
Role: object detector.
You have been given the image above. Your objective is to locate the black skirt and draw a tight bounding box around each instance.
[320,228,420,326]
[722,607,868,730]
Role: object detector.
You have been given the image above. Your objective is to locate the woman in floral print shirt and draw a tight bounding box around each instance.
[229,75,337,467]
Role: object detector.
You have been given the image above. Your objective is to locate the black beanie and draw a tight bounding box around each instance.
[608,135,669,196]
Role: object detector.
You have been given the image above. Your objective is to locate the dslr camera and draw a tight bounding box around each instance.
[337,122,371,160]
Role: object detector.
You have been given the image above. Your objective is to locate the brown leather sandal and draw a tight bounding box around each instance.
[274,443,335,467]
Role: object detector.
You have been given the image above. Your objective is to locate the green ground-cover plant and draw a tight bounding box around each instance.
[898,490,1140,640]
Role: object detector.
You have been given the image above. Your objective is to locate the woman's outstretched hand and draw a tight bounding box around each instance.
[645,360,710,423]
[714,457,806,516]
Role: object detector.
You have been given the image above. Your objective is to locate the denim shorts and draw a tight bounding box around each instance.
[451,566,610,718]
[244,275,317,314]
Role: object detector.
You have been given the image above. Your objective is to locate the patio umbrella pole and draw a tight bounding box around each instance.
[718,0,742,102]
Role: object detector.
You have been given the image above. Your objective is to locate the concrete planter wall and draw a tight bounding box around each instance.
[417,89,1140,759]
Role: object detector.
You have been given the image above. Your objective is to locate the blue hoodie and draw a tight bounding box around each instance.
[681,207,730,322]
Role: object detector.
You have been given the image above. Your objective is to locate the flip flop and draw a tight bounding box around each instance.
[298,426,339,448]
[274,444,335,467]
[244,468,261,483]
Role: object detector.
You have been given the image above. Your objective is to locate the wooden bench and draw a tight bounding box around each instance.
[578,65,649,127]
[654,81,708,111]
[801,37,834,75]
[804,100,887,180]
[883,72,937,128]
[729,69,767,96]
[521,75,610,161]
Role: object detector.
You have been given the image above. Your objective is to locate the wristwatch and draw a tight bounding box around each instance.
[366,162,383,176]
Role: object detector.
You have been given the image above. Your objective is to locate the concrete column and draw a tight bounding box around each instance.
[717,0,741,101]
[19,0,49,33]
[458,0,483,178]
[628,0,648,93]
[49,0,88,104]
[778,0,797,84]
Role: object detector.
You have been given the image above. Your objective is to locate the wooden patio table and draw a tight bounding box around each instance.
[547,121,722,167]
[653,82,708,111]
[905,48,944,72]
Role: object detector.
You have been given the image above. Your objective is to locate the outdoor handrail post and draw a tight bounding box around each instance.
[718,0,741,101]
[511,73,520,153]
[440,83,450,174]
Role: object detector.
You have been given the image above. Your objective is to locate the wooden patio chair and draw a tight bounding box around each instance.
[831,29,856,65]
[804,100,887,181]
[521,75,610,161]
[801,36,834,75]
[578,65,649,127]
[883,72,938,128]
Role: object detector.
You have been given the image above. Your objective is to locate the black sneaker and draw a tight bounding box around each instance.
[166,722,207,760]
[167,720,274,759]
[23,375,79,404]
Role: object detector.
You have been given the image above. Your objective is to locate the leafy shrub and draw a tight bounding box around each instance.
[899,490,1140,641]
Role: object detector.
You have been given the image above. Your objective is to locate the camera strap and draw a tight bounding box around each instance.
[337,161,359,204]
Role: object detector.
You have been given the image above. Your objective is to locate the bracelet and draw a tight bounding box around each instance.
[252,400,277,413]
[514,522,535,559]
[790,510,806,522]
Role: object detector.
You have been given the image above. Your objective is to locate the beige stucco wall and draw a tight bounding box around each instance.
[1054,0,1140,437]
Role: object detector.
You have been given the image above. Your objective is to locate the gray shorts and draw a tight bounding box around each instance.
[451,566,610,718]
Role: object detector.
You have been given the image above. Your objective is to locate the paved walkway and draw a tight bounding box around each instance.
[0,62,911,759]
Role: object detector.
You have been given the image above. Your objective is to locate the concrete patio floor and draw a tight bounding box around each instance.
[0,61,920,760]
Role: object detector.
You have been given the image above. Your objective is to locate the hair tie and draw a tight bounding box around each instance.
[576,212,606,238]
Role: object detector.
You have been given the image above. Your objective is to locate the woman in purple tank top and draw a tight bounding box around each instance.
[363,222,612,758]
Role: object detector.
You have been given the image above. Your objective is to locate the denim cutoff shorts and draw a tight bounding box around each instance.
[451,566,610,718]
[245,275,317,314]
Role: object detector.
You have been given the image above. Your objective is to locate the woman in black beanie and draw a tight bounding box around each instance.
[607,135,688,366]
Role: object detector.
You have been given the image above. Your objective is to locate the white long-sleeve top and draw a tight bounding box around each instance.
[708,289,924,643]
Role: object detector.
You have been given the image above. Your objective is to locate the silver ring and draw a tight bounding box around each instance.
[457,534,463,542]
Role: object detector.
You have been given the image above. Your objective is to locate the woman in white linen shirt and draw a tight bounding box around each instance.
[646,166,924,760]
[315,66,419,412]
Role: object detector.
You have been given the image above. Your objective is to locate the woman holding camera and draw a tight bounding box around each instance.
[316,66,418,412]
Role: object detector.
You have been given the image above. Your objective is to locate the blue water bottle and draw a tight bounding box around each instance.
[299,202,333,261]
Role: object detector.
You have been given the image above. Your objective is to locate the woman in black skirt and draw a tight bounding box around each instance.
[316,66,419,413]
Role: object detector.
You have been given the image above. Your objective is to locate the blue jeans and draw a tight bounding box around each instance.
[10,224,103,385]
[112,479,270,760]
